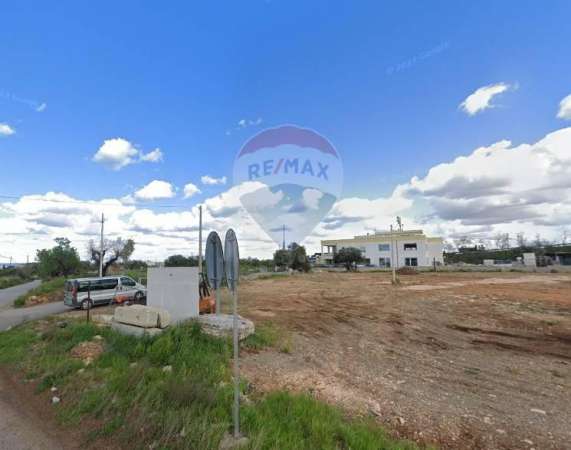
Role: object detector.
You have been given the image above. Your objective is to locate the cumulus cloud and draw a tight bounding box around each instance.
[134,180,176,200]
[92,138,164,170]
[183,183,201,199]
[4,127,571,262]
[557,94,571,120]
[201,175,227,185]
[139,148,163,163]
[0,123,15,136]
[460,82,512,116]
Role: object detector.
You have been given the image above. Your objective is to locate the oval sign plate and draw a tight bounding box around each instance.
[224,229,240,292]
[205,231,224,289]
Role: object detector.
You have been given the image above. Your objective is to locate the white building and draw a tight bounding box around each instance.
[319,229,444,268]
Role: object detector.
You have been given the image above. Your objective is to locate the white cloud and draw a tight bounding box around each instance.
[36,103,47,112]
[302,188,324,210]
[0,123,15,136]
[4,127,571,262]
[92,138,139,170]
[460,82,512,116]
[140,148,163,163]
[226,117,263,135]
[134,180,176,200]
[557,94,571,120]
[92,138,164,170]
[183,183,201,199]
[201,175,227,185]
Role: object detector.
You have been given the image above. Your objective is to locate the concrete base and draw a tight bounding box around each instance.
[219,432,249,449]
[113,305,171,329]
[111,320,163,337]
[197,314,255,341]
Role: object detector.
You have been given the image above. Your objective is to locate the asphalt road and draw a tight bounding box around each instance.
[0,280,69,331]
[0,280,41,309]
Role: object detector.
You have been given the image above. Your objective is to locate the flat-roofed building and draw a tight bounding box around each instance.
[319,229,444,268]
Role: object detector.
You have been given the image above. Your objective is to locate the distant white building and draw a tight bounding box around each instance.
[319,229,444,268]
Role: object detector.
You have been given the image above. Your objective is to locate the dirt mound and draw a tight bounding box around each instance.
[70,340,104,364]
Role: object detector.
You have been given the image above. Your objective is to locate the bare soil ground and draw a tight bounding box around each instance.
[238,271,571,449]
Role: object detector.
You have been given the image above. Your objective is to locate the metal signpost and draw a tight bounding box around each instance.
[205,231,224,314]
[224,229,241,439]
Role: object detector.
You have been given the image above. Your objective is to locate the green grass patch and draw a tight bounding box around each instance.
[242,322,293,354]
[0,319,418,449]
[13,277,65,308]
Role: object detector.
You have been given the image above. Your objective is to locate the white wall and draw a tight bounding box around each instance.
[147,267,199,322]
[340,238,443,267]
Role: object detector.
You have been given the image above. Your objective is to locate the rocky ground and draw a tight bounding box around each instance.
[237,271,571,449]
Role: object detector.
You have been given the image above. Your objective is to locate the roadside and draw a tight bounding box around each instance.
[0,317,416,450]
[0,367,79,450]
[0,302,69,332]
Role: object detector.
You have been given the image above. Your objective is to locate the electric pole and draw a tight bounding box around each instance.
[99,213,105,277]
[282,224,286,250]
[198,205,203,274]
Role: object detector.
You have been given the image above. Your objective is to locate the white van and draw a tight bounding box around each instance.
[64,276,146,309]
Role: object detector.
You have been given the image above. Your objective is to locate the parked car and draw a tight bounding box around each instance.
[64,276,146,309]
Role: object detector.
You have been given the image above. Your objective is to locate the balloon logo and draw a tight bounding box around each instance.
[233,124,343,246]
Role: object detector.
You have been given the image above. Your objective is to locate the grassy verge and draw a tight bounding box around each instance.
[13,277,65,308]
[0,270,33,289]
[0,319,417,450]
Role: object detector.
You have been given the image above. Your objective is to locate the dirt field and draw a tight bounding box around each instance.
[237,271,571,449]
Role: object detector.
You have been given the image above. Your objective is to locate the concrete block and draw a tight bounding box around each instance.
[197,314,255,341]
[113,305,159,328]
[111,320,163,337]
[146,306,171,329]
[147,267,199,323]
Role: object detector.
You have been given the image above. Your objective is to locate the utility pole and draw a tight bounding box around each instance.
[390,225,397,284]
[198,205,203,273]
[282,224,286,250]
[99,213,105,277]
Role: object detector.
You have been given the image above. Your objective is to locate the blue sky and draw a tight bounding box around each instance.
[1,1,571,261]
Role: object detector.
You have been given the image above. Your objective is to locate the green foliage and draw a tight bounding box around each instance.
[273,249,290,269]
[239,257,273,275]
[164,254,199,267]
[36,238,81,279]
[273,243,311,272]
[0,267,34,289]
[0,319,416,450]
[334,247,363,271]
[13,277,65,308]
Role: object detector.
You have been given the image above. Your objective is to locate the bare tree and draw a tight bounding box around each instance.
[561,228,569,245]
[516,232,527,248]
[88,238,135,276]
[494,233,510,249]
[534,233,543,248]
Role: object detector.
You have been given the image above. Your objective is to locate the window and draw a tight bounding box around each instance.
[121,277,136,287]
[405,257,418,267]
[102,278,119,290]
[403,243,417,251]
[378,244,390,252]
[379,257,391,268]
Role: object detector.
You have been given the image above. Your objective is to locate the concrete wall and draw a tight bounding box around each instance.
[147,267,199,323]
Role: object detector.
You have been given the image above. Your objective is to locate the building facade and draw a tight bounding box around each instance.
[319,229,444,268]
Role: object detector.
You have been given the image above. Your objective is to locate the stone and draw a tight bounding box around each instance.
[111,320,163,337]
[197,314,255,340]
[93,335,103,341]
[114,305,160,328]
[92,314,113,325]
[162,365,172,373]
[56,321,68,328]
[530,408,546,415]
[51,396,61,404]
[50,386,57,392]
[219,432,249,449]
[146,306,171,329]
